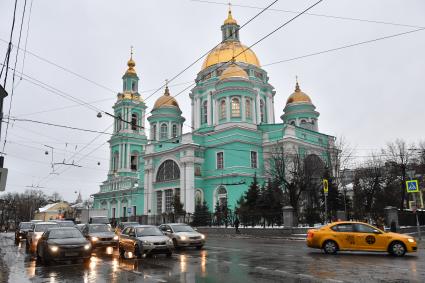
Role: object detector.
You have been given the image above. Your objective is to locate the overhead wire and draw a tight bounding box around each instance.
[3,0,28,154]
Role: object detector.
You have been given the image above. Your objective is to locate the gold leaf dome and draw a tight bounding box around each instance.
[224,9,237,25]
[286,81,312,104]
[201,41,260,71]
[126,56,137,75]
[220,63,248,80]
[153,86,180,110]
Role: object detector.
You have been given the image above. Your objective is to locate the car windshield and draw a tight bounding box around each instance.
[49,229,83,239]
[89,225,111,233]
[136,227,163,237]
[172,225,195,233]
[91,217,109,224]
[20,223,32,229]
[57,222,75,227]
[34,224,59,232]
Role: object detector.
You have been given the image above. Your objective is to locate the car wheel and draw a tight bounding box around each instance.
[323,240,338,255]
[134,245,142,259]
[172,239,179,249]
[196,245,203,250]
[119,245,125,258]
[25,241,30,253]
[389,241,406,257]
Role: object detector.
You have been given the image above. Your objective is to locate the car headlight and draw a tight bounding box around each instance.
[50,246,58,252]
[113,235,119,240]
[142,240,152,245]
[84,244,91,250]
[200,234,205,240]
[180,236,187,241]
[91,237,98,242]
[408,238,415,243]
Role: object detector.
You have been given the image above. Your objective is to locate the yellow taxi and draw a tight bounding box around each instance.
[306,221,417,257]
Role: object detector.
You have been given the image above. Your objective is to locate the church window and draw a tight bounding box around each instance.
[156,191,163,214]
[195,190,203,206]
[131,113,138,131]
[131,81,136,91]
[290,121,295,126]
[251,151,258,168]
[260,100,265,123]
[301,119,307,124]
[195,165,201,176]
[217,186,227,206]
[202,101,208,124]
[172,124,177,137]
[231,98,240,117]
[165,190,173,212]
[130,152,139,172]
[160,123,168,140]
[117,114,122,132]
[113,152,119,172]
[156,160,180,182]
[245,98,252,119]
[216,152,224,169]
[220,100,226,120]
[152,125,157,141]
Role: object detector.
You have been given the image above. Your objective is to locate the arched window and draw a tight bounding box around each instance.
[231,98,240,117]
[113,152,119,172]
[195,190,203,206]
[131,81,136,91]
[202,101,208,124]
[172,124,177,137]
[220,100,226,120]
[260,100,265,123]
[301,119,307,124]
[152,125,157,140]
[131,113,138,131]
[245,98,251,119]
[216,186,227,206]
[130,151,139,172]
[156,160,180,182]
[290,121,295,126]
[160,123,168,140]
[117,114,122,131]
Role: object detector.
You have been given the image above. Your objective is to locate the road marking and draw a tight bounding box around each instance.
[238,263,248,267]
[255,266,268,270]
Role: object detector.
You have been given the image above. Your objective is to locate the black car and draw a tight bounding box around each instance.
[36,227,92,265]
[82,224,118,249]
[15,222,33,244]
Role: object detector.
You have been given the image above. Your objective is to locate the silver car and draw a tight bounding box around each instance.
[118,225,173,258]
[26,222,59,253]
[159,223,205,249]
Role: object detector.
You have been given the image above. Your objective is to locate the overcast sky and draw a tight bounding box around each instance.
[0,0,424,202]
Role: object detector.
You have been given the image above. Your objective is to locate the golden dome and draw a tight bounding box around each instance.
[224,8,237,25]
[220,63,248,80]
[201,41,260,70]
[286,81,312,104]
[153,86,180,110]
[125,47,137,75]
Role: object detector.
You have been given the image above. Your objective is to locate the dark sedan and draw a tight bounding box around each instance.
[36,227,92,265]
[82,224,118,249]
[15,222,33,244]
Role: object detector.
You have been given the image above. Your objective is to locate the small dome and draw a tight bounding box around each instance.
[220,63,248,80]
[125,56,137,75]
[153,86,180,110]
[224,9,237,25]
[286,81,312,104]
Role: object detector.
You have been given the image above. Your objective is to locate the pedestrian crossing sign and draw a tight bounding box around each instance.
[406,180,419,193]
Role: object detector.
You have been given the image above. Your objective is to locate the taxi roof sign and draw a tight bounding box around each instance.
[406,180,419,193]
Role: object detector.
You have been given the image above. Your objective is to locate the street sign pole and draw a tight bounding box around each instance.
[406,179,421,241]
[323,179,329,223]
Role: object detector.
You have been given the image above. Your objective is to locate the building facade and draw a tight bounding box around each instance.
[93,9,336,219]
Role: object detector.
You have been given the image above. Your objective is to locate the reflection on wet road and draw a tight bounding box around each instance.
[1,233,424,282]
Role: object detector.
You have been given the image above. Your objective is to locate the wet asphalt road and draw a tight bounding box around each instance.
[1,232,425,283]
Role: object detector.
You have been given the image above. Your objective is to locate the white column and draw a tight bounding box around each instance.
[226,96,230,122]
[179,162,186,206]
[196,98,201,128]
[147,169,153,215]
[212,99,216,125]
[156,122,160,140]
[191,98,194,129]
[118,144,122,169]
[241,96,246,121]
[185,163,195,213]
[193,98,198,129]
[168,121,171,139]
[256,93,261,123]
[161,190,165,214]
[207,93,212,125]
[143,169,149,214]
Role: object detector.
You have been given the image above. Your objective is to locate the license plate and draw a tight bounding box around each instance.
[65,252,79,257]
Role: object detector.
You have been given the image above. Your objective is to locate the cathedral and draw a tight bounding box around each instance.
[92,9,336,219]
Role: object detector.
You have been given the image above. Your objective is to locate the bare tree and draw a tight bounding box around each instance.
[382,139,415,210]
